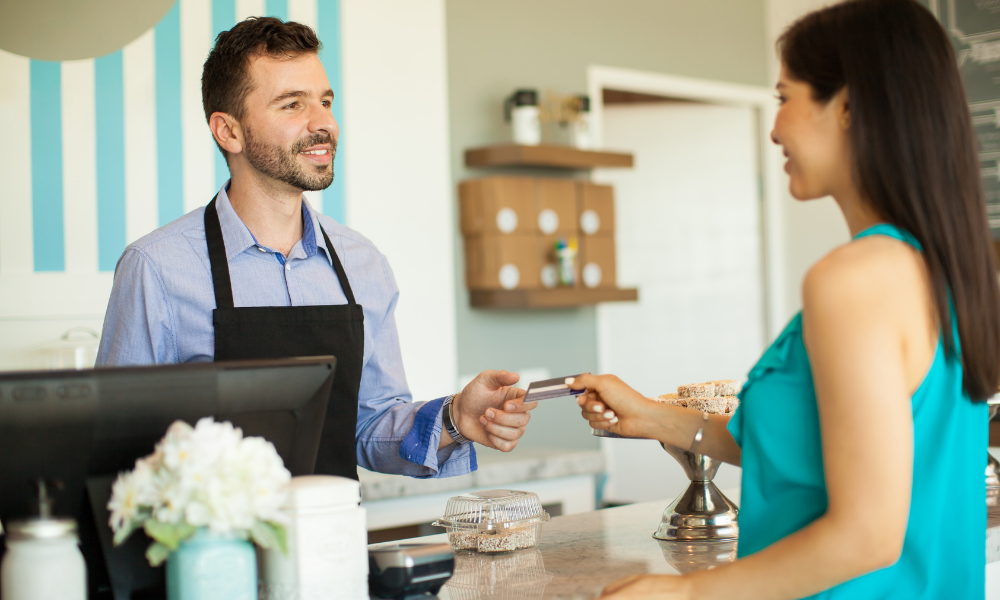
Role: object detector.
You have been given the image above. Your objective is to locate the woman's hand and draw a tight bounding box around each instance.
[568,373,655,439]
[600,574,693,599]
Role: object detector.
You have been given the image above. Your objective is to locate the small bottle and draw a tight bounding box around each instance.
[504,89,541,146]
[1,481,86,600]
[555,238,578,287]
[258,476,369,600]
[572,95,593,150]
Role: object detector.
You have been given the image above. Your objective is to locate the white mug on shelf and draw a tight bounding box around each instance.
[504,89,541,146]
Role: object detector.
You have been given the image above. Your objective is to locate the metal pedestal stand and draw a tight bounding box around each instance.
[593,430,739,542]
[653,443,739,541]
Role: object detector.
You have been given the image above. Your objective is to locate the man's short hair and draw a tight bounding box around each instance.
[202,17,321,154]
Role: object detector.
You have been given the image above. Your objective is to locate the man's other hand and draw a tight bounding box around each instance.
[450,370,537,452]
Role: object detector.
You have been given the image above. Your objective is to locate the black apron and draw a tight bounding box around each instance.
[204,198,364,480]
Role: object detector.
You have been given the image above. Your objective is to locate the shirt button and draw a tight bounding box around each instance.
[285,264,291,271]
[257,246,266,252]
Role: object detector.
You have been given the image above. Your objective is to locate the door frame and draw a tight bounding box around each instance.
[587,65,786,361]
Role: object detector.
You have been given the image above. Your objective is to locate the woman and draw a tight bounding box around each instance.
[570,1,1000,598]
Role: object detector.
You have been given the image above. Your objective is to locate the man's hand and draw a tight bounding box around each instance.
[447,370,536,452]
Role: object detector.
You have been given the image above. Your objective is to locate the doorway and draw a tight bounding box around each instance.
[587,67,783,504]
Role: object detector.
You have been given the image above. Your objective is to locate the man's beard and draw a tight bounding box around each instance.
[243,126,336,191]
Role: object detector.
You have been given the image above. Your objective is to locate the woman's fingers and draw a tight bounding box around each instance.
[567,372,602,392]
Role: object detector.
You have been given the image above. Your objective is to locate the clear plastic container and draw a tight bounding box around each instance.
[432,490,550,554]
[445,547,552,599]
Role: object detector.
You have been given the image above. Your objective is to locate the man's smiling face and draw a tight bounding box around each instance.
[240,52,338,191]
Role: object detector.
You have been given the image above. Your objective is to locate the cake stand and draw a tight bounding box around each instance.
[593,429,739,542]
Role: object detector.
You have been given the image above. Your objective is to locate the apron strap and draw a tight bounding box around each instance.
[204,197,236,309]
[205,194,359,308]
[318,224,358,306]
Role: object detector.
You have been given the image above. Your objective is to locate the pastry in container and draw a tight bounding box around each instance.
[432,490,550,554]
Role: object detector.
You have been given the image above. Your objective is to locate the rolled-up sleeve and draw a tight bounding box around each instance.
[353,255,476,478]
[97,248,178,366]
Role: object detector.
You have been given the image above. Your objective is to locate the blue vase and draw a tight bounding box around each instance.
[166,529,257,600]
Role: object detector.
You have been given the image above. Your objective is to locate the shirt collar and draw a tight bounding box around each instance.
[214,182,332,267]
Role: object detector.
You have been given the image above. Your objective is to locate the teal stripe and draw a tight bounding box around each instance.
[95,51,127,271]
[267,0,288,20]
[213,0,235,191]
[30,60,65,271]
[319,0,345,222]
[155,3,184,226]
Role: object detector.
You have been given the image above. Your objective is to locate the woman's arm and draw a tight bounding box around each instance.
[599,242,920,600]
[570,375,743,466]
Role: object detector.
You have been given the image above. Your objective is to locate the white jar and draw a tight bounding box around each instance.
[258,475,369,600]
[505,89,541,146]
[1,518,86,600]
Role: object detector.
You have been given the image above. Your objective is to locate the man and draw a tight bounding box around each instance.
[97,17,534,479]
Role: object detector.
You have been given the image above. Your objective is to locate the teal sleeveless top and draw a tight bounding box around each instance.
[728,223,987,599]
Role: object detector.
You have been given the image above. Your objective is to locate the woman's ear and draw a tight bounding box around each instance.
[834,87,850,130]
[209,112,243,155]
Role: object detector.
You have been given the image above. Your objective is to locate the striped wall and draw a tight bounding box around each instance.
[0,0,345,277]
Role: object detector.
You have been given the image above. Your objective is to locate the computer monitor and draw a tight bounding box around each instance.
[0,356,336,600]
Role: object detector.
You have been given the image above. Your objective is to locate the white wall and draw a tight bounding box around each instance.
[765,0,850,322]
[0,0,458,403]
[340,0,457,400]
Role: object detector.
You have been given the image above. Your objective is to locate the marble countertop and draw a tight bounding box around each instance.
[382,500,1000,599]
[358,447,604,502]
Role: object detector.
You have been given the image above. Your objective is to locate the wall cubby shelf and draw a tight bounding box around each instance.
[465,144,634,169]
[470,287,639,309]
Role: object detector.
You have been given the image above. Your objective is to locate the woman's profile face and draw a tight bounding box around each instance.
[771,63,852,201]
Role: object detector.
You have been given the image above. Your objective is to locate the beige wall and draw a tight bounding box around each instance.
[765,0,851,320]
[445,0,770,451]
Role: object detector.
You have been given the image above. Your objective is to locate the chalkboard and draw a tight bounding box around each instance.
[920,0,1000,236]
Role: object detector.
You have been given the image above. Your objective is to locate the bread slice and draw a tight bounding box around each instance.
[678,382,715,398]
[710,380,740,397]
[686,396,729,414]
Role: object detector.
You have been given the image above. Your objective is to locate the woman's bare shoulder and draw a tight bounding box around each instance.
[803,234,927,318]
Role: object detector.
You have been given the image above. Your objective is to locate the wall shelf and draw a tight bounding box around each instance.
[465,144,634,169]
[470,287,638,309]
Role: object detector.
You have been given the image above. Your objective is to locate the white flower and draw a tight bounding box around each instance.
[106,417,292,543]
[107,472,140,532]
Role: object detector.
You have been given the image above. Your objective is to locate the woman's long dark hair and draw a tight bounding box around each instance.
[780,0,1000,401]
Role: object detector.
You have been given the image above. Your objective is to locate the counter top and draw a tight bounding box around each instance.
[384,500,1000,599]
[358,448,604,502]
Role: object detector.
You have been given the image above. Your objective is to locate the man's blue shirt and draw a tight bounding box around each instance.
[97,183,475,478]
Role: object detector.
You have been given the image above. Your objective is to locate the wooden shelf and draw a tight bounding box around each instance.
[465,144,634,169]
[470,287,638,309]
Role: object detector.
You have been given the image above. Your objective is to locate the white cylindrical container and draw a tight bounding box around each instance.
[258,475,368,600]
[571,95,593,150]
[505,89,541,146]
[1,518,86,600]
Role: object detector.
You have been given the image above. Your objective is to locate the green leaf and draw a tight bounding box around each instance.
[143,520,196,551]
[146,542,171,567]
[112,518,143,547]
[251,520,288,555]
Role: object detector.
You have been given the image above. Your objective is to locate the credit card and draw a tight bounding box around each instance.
[524,374,584,403]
